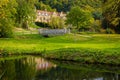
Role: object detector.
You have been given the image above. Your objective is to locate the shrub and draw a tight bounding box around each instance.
[35,22,51,28]
[1,49,9,56]
[106,28,115,34]
[0,19,14,38]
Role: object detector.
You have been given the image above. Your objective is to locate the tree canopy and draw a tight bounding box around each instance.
[0,0,120,38]
[38,0,102,13]
[66,6,94,31]
[102,0,120,33]
[15,0,36,29]
[0,0,37,38]
[0,0,17,37]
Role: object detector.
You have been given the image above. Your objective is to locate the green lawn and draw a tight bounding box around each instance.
[0,33,120,65]
[0,34,120,54]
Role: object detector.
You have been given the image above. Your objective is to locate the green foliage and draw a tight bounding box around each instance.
[35,22,51,28]
[35,1,56,11]
[39,0,71,12]
[0,33,120,55]
[15,0,36,29]
[39,0,102,12]
[92,11,102,20]
[92,20,101,32]
[102,0,120,33]
[0,0,17,38]
[105,28,115,34]
[42,48,120,65]
[0,33,120,64]
[38,0,103,33]
[36,17,66,29]
[0,19,13,38]
[1,48,9,56]
[49,17,65,29]
[66,6,94,31]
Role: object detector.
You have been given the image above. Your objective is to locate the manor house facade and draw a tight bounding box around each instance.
[36,10,66,23]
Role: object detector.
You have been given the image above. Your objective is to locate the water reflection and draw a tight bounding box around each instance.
[0,56,120,80]
[35,57,56,70]
[35,66,120,80]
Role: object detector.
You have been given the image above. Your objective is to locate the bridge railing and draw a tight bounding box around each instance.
[38,28,70,36]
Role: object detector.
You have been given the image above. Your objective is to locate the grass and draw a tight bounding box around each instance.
[0,55,27,61]
[42,48,120,65]
[0,33,120,65]
[52,61,120,74]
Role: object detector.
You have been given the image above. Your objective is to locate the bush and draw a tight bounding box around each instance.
[49,17,66,29]
[1,49,9,56]
[0,19,14,38]
[106,28,115,34]
[35,22,51,28]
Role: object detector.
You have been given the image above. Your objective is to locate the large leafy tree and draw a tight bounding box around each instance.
[103,0,120,33]
[66,6,94,31]
[0,0,17,38]
[15,0,36,29]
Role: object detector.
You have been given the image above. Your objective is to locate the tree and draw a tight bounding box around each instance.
[0,0,17,38]
[35,1,56,11]
[49,17,65,29]
[15,0,36,29]
[102,0,120,33]
[66,6,94,31]
[39,0,102,12]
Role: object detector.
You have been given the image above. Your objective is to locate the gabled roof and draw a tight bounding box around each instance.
[36,10,66,17]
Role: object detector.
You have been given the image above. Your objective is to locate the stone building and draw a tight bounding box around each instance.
[36,10,66,23]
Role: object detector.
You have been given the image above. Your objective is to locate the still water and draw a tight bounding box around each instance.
[0,55,120,80]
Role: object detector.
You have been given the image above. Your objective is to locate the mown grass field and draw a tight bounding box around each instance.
[0,33,120,53]
[0,33,120,65]
[0,34,120,53]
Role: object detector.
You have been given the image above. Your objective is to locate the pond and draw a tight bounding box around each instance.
[0,55,120,80]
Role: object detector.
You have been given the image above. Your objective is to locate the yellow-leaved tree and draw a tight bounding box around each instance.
[0,0,17,38]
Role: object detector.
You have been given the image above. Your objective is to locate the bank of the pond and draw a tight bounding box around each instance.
[0,55,27,61]
[42,48,120,65]
[0,34,120,65]
[52,60,120,74]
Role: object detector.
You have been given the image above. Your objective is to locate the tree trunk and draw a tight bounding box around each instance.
[22,21,29,29]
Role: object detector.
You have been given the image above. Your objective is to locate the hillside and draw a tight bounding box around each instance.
[37,0,102,12]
